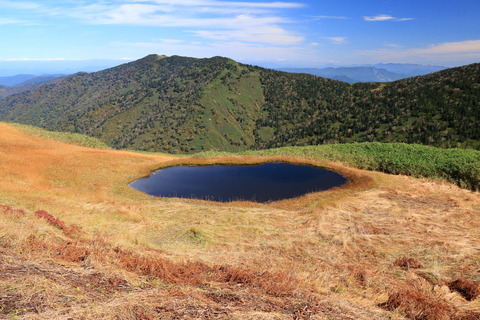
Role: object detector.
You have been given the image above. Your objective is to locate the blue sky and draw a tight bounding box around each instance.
[1,0,479,74]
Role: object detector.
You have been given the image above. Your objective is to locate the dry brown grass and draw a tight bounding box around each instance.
[448,279,480,301]
[380,286,457,320]
[394,257,424,270]
[1,122,479,319]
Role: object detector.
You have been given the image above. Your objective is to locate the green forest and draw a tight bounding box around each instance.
[0,54,478,153]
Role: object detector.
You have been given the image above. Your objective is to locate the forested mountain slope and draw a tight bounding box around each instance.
[258,64,480,149]
[0,81,58,99]
[0,54,478,153]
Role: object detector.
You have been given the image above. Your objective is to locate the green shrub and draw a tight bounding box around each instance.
[195,142,480,191]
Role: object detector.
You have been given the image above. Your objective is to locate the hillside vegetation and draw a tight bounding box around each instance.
[196,142,480,191]
[0,55,478,153]
[257,64,479,150]
[0,122,479,319]
[0,82,47,99]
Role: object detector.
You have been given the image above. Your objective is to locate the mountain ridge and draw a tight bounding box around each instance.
[278,63,447,83]
[0,54,478,153]
[0,74,64,87]
[0,74,64,99]
[279,66,408,83]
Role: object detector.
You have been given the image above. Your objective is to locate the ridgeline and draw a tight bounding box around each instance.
[0,54,478,153]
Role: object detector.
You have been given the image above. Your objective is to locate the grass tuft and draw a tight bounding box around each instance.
[447,279,480,301]
[379,286,457,320]
[394,257,423,270]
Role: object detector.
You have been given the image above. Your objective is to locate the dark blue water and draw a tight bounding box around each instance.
[130,162,347,203]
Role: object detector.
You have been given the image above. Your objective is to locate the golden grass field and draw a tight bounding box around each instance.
[0,122,479,319]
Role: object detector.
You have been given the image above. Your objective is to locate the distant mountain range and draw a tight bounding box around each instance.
[373,63,447,75]
[0,74,64,99]
[0,74,64,87]
[279,64,447,83]
[0,55,478,153]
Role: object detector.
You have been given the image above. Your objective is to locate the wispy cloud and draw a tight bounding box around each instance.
[144,0,303,9]
[310,15,349,20]
[0,0,41,10]
[363,14,413,22]
[192,24,304,45]
[384,43,402,48]
[320,37,347,44]
[417,40,480,54]
[62,1,305,23]
[51,1,306,46]
[0,18,28,25]
[311,16,350,21]
[359,40,480,63]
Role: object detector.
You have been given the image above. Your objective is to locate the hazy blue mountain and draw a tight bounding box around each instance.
[279,64,448,83]
[278,67,406,83]
[0,59,130,77]
[0,74,38,86]
[373,63,447,76]
[327,75,357,83]
[0,75,64,99]
[0,74,64,87]
[16,74,64,86]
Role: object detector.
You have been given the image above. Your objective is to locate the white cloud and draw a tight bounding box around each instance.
[363,14,413,22]
[311,15,348,20]
[418,40,480,54]
[363,14,394,21]
[1,0,308,57]
[145,0,304,9]
[320,37,347,44]
[73,3,291,27]
[192,25,304,45]
[51,1,305,46]
[384,43,402,48]
[0,0,41,10]
[0,18,27,25]
[358,40,480,64]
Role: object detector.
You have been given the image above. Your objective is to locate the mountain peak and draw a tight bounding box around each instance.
[129,54,169,66]
[142,54,168,60]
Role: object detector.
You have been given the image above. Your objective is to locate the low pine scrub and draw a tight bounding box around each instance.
[195,142,480,191]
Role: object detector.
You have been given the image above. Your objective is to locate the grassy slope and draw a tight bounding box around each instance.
[6,122,112,149]
[192,66,264,152]
[1,122,479,319]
